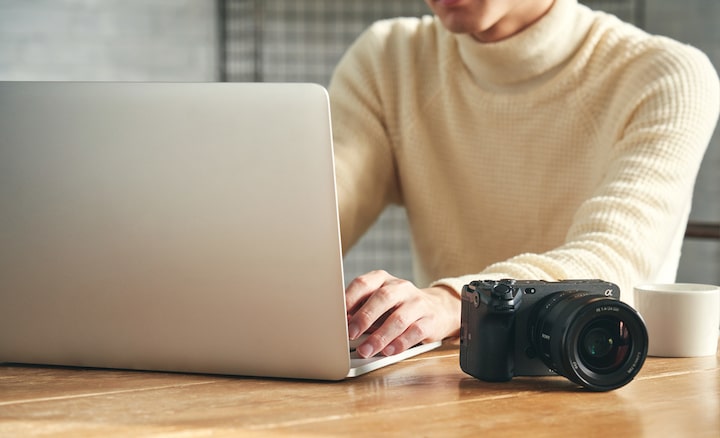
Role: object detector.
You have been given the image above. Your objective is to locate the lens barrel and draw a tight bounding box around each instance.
[529,291,648,391]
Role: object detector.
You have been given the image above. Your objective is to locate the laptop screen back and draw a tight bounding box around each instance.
[0,82,351,379]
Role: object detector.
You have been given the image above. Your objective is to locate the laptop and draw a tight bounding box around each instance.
[0,81,441,380]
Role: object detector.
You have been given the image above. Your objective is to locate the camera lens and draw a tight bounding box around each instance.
[528,291,648,391]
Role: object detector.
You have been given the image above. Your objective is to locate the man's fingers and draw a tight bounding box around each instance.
[354,295,426,357]
[345,273,456,358]
[345,270,394,314]
[347,284,401,341]
[349,282,461,358]
[382,320,430,356]
[346,270,406,341]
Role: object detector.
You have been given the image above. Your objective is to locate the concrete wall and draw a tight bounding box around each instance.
[0,0,217,81]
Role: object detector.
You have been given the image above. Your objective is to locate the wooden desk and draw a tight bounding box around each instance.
[1,342,718,437]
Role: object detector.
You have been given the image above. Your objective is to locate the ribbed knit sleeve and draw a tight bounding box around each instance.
[329,23,403,254]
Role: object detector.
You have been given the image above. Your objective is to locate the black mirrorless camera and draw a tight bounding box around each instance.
[460,279,648,391]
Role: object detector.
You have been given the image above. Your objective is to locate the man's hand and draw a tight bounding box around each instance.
[345,270,461,358]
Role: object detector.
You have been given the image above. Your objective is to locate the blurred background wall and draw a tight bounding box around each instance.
[0,0,717,286]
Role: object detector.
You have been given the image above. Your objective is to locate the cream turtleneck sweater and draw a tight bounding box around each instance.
[328,0,719,306]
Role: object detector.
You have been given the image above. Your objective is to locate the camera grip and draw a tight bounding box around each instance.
[460,280,520,382]
[473,313,515,381]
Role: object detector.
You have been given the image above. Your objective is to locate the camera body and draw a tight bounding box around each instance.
[460,279,648,391]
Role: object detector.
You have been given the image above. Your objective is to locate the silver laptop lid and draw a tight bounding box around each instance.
[0,82,351,380]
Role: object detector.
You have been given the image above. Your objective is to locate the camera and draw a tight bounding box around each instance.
[460,279,648,391]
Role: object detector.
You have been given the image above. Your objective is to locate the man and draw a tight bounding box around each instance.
[329,0,719,358]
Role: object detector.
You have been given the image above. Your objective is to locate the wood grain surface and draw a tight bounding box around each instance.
[1,342,718,437]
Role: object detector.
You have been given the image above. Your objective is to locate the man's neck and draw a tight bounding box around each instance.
[471,0,555,43]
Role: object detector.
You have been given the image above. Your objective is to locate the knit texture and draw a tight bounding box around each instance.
[329,0,719,306]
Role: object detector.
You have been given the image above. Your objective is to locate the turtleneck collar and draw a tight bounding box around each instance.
[448,0,594,90]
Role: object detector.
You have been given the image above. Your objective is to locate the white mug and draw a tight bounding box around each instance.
[633,283,719,357]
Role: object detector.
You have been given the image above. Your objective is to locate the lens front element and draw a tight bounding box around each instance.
[578,318,631,373]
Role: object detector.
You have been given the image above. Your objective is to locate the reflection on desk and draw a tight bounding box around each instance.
[1,342,718,437]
